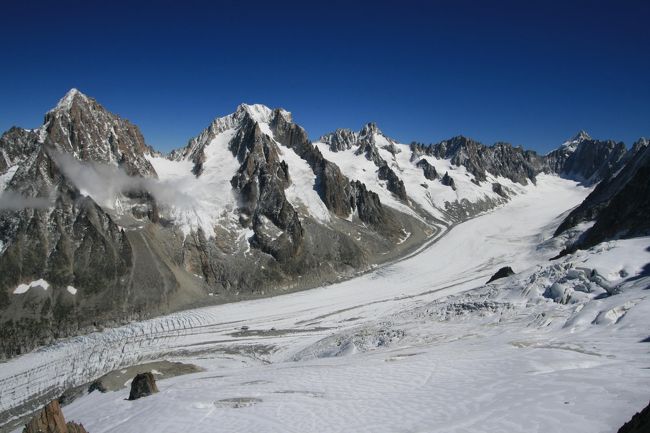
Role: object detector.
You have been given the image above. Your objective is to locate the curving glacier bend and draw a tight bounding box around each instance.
[2,173,649,432]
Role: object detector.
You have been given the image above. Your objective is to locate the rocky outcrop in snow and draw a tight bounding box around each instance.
[415,158,438,180]
[486,266,515,283]
[128,372,159,400]
[22,400,88,433]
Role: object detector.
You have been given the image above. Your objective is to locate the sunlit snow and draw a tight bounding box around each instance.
[12,279,50,294]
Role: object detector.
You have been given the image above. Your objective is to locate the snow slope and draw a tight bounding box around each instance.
[145,128,241,236]
[2,175,649,433]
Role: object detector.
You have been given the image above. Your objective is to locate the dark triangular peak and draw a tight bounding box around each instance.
[546,131,628,185]
[43,88,157,177]
[631,137,649,154]
[569,129,592,144]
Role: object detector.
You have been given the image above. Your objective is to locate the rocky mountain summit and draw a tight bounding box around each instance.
[0,89,646,359]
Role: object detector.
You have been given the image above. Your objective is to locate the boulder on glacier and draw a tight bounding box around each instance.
[486,266,515,284]
[128,372,159,400]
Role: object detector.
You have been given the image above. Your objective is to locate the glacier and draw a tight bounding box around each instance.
[2,173,649,432]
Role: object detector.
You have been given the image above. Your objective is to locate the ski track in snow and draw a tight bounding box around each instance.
[3,175,650,433]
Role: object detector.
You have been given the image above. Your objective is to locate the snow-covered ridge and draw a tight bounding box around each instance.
[315,126,533,221]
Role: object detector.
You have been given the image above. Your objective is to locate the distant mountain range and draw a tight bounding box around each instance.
[0,89,646,358]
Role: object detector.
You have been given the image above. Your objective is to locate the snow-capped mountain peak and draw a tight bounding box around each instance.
[561,130,592,151]
[49,88,90,113]
[571,129,592,142]
[236,103,273,124]
[191,104,291,144]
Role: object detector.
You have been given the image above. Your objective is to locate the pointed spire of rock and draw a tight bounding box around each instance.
[22,400,89,433]
[359,122,381,138]
[570,130,591,142]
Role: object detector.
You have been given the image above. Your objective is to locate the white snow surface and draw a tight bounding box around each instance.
[2,176,650,433]
[0,166,19,191]
[11,279,50,295]
[145,128,241,236]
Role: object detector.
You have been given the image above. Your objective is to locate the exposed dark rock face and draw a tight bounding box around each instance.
[271,110,354,218]
[0,92,197,358]
[555,137,650,238]
[413,136,545,185]
[229,116,303,262]
[487,266,515,283]
[66,423,89,433]
[618,400,650,433]
[556,140,650,256]
[320,128,358,152]
[128,372,159,400]
[271,111,403,233]
[492,182,508,198]
[22,400,88,433]
[43,89,156,177]
[441,172,456,190]
[416,159,438,180]
[377,163,407,201]
[412,131,630,188]
[546,131,628,185]
[0,128,41,174]
[320,123,384,160]
[381,142,401,155]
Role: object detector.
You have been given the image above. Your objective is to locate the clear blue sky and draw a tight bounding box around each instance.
[1,0,648,153]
